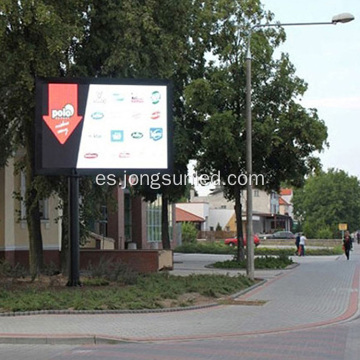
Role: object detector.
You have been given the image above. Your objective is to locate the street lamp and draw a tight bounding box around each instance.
[245,12,355,280]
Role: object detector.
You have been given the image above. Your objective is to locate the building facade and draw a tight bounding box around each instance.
[1,158,175,269]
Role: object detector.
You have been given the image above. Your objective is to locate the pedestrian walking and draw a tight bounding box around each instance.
[295,233,301,255]
[343,231,352,260]
[357,231,360,244]
[299,234,306,256]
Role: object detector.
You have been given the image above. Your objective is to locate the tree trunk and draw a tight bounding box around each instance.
[161,191,171,249]
[60,195,69,276]
[25,148,43,279]
[234,185,245,262]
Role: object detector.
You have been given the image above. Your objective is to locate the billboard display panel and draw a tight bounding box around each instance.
[35,78,172,175]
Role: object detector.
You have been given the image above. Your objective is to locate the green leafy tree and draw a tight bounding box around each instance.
[185,0,328,260]
[293,169,360,239]
[181,222,198,244]
[0,1,86,278]
[72,0,215,249]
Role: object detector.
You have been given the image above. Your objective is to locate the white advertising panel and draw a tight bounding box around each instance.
[35,78,173,175]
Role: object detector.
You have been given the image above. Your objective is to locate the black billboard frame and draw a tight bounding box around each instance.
[35,77,174,177]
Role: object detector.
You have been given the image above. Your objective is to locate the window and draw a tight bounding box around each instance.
[124,191,132,241]
[146,196,173,243]
[254,189,260,197]
[147,197,162,243]
[20,171,26,220]
[39,199,49,220]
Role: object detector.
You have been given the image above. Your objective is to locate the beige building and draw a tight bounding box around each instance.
[1,157,176,270]
[0,158,61,265]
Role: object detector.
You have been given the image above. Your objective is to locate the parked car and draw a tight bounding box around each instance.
[258,233,273,240]
[268,231,295,240]
[224,234,260,247]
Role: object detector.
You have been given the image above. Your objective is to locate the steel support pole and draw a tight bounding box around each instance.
[67,174,81,286]
[246,42,254,280]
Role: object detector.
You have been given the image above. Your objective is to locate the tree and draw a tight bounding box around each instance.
[0,1,86,278]
[181,222,198,244]
[71,0,215,249]
[184,0,328,260]
[292,169,360,239]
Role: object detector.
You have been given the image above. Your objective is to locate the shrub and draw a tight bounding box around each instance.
[175,241,234,254]
[316,227,333,239]
[181,222,198,244]
[0,260,27,279]
[212,255,293,270]
[86,257,139,285]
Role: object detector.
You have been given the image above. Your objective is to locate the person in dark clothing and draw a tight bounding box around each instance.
[295,234,301,255]
[343,231,352,260]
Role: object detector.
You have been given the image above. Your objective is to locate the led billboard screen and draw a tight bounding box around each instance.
[35,78,173,175]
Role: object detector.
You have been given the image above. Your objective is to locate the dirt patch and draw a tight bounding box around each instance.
[159,293,217,308]
[0,274,68,291]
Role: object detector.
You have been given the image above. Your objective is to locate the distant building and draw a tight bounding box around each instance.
[175,207,205,230]
[279,188,294,218]
[176,186,292,235]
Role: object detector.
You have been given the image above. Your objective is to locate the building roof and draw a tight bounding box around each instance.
[280,188,292,196]
[279,197,290,206]
[175,207,205,223]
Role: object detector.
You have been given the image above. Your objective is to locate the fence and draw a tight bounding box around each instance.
[197,231,236,242]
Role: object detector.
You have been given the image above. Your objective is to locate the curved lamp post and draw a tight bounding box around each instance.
[246,13,355,280]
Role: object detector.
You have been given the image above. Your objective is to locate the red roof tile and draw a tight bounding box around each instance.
[175,208,205,222]
[280,188,292,196]
[279,197,289,206]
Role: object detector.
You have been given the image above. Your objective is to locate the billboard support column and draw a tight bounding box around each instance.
[67,173,81,287]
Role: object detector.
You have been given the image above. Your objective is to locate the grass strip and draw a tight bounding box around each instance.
[211,255,293,270]
[0,273,255,313]
[175,243,343,256]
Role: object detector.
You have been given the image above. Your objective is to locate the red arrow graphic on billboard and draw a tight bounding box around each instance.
[43,83,83,145]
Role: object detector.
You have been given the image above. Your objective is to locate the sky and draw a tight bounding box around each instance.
[262,0,360,177]
[191,0,359,195]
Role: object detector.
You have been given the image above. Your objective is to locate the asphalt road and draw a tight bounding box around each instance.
[1,315,360,360]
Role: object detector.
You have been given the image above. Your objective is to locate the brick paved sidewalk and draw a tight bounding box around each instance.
[0,245,358,345]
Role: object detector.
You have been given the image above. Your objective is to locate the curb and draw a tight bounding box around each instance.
[0,335,131,345]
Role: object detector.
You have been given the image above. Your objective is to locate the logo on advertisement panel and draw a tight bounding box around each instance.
[52,104,74,119]
[131,132,143,139]
[111,130,124,142]
[119,152,131,158]
[150,128,163,141]
[88,133,102,139]
[91,112,104,120]
[151,111,160,120]
[113,93,125,102]
[151,91,161,104]
[93,91,106,104]
[131,93,144,103]
[42,84,83,145]
[84,153,98,159]
[131,113,142,120]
